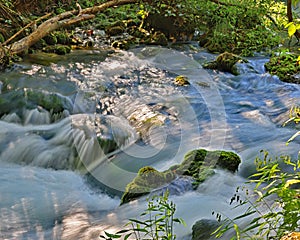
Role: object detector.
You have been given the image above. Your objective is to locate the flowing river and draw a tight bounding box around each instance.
[0,45,299,239]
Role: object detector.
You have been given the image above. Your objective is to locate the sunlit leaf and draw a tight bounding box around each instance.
[233,224,240,240]
[233,210,256,221]
[285,22,294,28]
[286,131,300,145]
[103,231,122,239]
[288,23,297,37]
[284,179,300,188]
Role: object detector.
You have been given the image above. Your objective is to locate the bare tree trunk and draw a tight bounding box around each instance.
[0,0,139,62]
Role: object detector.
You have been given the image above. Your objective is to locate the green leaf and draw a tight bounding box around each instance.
[103,231,122,239]
[131,228,148,233]
[243,222,261,232]
[285,22,294,28]
[286,131,300,145]
[124,233,132,240]
[233,210,256,221]
[288,23,297,37]
[129,218,149,227]
[115,229,130,234]
[284,179,300,188]
[249,216,261,224]
[233,224,240,240]
[293,0,300,7]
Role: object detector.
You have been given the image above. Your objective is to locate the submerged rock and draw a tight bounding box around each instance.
[0,88,73,122]
[128,104,167,143]
[203,52,246,75]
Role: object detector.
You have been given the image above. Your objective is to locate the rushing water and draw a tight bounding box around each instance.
[0,45,299,239]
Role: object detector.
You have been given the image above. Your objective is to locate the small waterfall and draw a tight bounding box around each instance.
[0,113,137,171]
[24,107,51,125]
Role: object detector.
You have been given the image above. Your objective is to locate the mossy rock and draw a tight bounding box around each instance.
[265,52,300,83]
[121,166,176,204]
[121,149,241,204]
[192,219,222,240]
[179,149,241,173]
[26,52,62,65]
[0,88,71,119]
[43,45,71,55]
[174,75,190,86]
[203,52,246,75]
[172,149,241,188]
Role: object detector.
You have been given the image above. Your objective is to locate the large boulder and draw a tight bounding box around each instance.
[171,149,241,188]
[121,166,176,204]
[121,149,241,204]
[203,52,246,75]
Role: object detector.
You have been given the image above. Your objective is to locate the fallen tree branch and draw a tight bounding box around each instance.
[1,0,139,57]
[2,13,53,46]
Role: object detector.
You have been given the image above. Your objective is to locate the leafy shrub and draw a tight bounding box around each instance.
[100,191,185,240]
[265,51,300,83]
[283,106,300,144]
[213,150,300,239]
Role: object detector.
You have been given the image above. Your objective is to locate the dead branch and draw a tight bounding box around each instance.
[2,13,53,46]
[1,0,139,57]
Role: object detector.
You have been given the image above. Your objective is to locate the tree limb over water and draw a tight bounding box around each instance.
[0,0,139,64]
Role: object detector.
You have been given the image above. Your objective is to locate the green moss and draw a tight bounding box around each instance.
[203,52,245,75]
[121,166,176,204]
[43,45,71,55]
[26,90,65,112]
[121,150,241,204]
[173,149,241,188]
[216,150,242,172]
[174,75,190,86]
[265,52,300,83]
